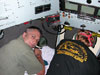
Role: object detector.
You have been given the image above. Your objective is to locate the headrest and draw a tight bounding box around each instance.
[38,37,47,48]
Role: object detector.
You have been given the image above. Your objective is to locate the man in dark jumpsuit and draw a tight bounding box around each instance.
[46,39,100,75]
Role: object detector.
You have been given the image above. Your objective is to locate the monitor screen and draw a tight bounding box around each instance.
[65,2,78,11]
[81,5,95,15]
[97,9,100,16]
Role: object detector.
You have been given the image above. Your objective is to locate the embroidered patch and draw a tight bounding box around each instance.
[57,41,87,63]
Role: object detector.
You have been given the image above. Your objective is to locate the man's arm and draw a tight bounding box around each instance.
[34,48,45,75]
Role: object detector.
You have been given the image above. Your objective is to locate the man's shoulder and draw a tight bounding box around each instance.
[0,36,30,53]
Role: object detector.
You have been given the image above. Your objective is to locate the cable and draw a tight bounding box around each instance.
[41,20,66,35]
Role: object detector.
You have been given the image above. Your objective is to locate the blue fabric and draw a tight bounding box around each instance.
[44,60,48,65]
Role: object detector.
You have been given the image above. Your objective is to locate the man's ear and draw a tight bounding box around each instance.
[22,32,26,38]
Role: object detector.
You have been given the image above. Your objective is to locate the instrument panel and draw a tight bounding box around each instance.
[0,0,59,30]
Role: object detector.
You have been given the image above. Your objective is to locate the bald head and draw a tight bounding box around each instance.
[22,26,42,48]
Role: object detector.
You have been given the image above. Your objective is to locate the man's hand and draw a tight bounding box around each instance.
[37,66,45,75]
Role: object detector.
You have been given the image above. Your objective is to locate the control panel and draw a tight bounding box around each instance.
[60,0,100,33]
[0,0,59,30]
